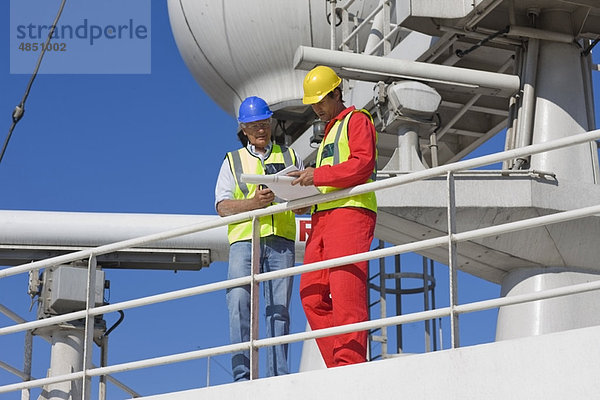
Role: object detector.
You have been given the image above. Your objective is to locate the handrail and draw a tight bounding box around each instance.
[0,304,142,398]
[338,0,387,49]
[4,255,600,394]
[2,200,599,339]
[2,129,599,280]
[366,24,404,56]
[0,360,29,380]
[1,129,600,397]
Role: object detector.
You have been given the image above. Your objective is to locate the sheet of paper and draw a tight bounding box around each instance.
[240,167,321,201]
[276,164,301,177]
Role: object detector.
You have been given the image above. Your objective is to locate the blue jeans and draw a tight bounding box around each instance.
[226,235,294,381]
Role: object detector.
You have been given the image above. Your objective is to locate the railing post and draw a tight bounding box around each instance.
[82,255,97,399]
[395,254,403,353]
[378,241,387,358]
[99,335,108,400]
[329,0,337,50]
[423,257,431,352]
[341,6,350,52]
[249,217,260,380]
[447,172,460,349]
[21,330,32,400]
[206,356,211,387]
[382,0,391,55]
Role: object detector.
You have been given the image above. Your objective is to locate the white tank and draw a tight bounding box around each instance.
[167,0,377,118]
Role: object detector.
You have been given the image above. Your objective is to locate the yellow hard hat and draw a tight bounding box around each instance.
[302,66,342,104]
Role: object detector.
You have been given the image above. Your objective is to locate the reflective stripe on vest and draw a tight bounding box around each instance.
[314,109,377,213]
[226,144,297,244]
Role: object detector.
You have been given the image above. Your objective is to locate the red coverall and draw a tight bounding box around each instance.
[300,106,377,367]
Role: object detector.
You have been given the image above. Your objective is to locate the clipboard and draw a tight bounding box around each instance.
[240,165,320,201]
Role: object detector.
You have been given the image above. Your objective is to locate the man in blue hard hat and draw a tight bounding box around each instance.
[215,96,304,381]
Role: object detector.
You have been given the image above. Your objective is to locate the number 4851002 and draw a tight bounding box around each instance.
[18,42,67,52]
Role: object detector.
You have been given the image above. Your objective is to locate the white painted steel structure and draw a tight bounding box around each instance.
[167,0,378,116]
[1,130,599,398]
[3,0,600,398]
[137,324,600,400]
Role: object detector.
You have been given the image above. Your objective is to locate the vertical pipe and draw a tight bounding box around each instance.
[395,126,425,171]
[44,327,84,400]
[353,13,359,53]
[422,257,431,352]
[82,256,97,400]
[580,40,599,183]
[395,254,402,353]
[527,10,595,181]
[429,132,439,168]
[329,0,337,51]
[447,172,459,349]
[206,357,210,387]
[21,331,32,400]
[429,259,438,351]
[341,6,350,52]
[503,51,521,169]
[382,0,391,55]
[367,255,373,361]
[514,38,539,168]
[378,241,387,358]
[438,321,444,350]
[364,0,386,56]
[503,50,522,169]
[98,336,108,400]
[503,94,518,169]
[249,217,260,380]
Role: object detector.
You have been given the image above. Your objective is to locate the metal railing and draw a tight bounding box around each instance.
[0,305,141,399]
[1,128,600,398]
[335,0,395,56]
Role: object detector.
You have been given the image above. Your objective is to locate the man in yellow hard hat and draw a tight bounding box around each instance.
[289,66,377,368]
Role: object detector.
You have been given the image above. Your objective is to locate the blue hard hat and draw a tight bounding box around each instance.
[238,96,273,123]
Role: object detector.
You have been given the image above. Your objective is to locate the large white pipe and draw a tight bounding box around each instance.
[363,0,387,56]
[497,267,600,341]
[41,326,84,400]
[528,10,596,183]
[0,210,230,263]
[0,211,309,270]
[293,45,520,97]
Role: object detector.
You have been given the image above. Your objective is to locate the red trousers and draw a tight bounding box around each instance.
[300,207,376,367]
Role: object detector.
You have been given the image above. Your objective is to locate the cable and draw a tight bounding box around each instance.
[325,0,342,27]
[104,310,125,337]
[455,25,510,58]
[434,112,442,133]
[0,0,68,165]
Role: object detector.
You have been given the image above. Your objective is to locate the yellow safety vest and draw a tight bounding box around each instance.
[226,144,297,244]
[314,109,378,213]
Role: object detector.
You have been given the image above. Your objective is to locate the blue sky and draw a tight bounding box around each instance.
[1,1,598,399]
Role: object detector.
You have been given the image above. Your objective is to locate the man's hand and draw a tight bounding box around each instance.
[288,167,315,186]
[216,186,274,217]
[292,206,311,215]
[253,186,275,208]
